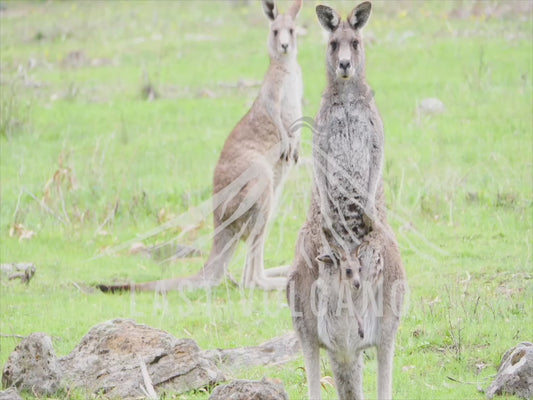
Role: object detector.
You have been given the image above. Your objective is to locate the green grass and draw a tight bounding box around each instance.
[1,1,532,399]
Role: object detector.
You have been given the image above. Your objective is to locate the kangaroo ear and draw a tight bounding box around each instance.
[288,0,303,19]
[348,1,372,30]
[262,0,278,21]
[316,5,341,32]
[316,254,335,265]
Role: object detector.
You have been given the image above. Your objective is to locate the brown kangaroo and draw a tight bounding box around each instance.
[99,0,303,293]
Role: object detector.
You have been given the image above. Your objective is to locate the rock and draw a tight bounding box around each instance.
[1,333,62,395]
[1,320,297,398]
[209,378,288,400]
[0,388,23,400]
[0,263,36,284]
[203,332,300,372]
[59,319,224,398]
[417,97,446,115]
[486,342,533,399]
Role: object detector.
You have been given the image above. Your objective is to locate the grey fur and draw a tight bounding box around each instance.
[287,3,406,399]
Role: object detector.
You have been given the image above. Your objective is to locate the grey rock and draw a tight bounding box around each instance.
[59,318,224,398]
[486,342,533,399]
[1,333,62,395]
[0,263,36,284]
[0,388,23,400]
[203,332,300,372]
[209,378,288,400]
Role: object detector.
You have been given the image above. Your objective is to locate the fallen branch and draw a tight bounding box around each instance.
[0,333,26,339]
[137,354,158,399]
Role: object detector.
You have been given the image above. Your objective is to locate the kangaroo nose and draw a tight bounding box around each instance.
[340,60,351,71]
[353,280,360,290]
[281,43,288,51]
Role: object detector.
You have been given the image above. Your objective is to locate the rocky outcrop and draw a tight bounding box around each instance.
[486,342,533,400]
[59,319,224,398]
[1,319,299,398]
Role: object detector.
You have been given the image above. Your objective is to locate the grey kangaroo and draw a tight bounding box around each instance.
[287,2,406,399]
[100,0,303,293]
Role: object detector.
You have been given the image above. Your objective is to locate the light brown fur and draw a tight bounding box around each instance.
[100,0,303,293]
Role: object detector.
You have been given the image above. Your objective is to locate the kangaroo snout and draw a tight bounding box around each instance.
[338,59,353,78]
[339,60,351,71]
[281,43,289,52]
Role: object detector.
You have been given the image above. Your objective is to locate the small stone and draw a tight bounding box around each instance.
[209,379,289,400]
[1,333,62,395]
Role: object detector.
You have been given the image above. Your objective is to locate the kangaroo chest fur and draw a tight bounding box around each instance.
[315,91,382,240]
[280,63,303,131]
[316,277,382,360]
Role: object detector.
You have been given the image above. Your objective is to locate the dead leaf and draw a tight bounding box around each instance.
[402,365,416,373]
[412,328,423,337]
[129,242,148,255]
[320,376,335,390]
[9,224,36,241]
[476,362,488,374]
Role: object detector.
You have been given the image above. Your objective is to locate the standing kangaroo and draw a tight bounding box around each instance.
[100,0,303,293]
[287,3,406,399]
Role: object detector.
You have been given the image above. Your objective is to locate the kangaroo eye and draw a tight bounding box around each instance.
[273,29,278,37]
[289,28,294,35]
[359,266,362,273]
[352,40,359,49]
[330,41,338,51]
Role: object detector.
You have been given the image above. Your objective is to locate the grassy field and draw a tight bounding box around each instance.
[1,0,531,399]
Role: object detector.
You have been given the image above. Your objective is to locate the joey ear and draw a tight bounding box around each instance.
[262,0,278,21]
[316,5,341,32]
[288,0,303,19]
[348,1,372,30]
[316,254,334,265]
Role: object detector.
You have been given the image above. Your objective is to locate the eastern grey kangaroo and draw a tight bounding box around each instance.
[287,2,406,399]
[100,0,303,293]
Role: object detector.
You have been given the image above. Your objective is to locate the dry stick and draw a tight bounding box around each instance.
[57,183,71,225]
[95,198,119,234]
[12,188,24,223]
[0,333,26,339]
[137,354,158,399]
[447,375,493,384]
[72,281,92,294]
[24,189,67,225]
